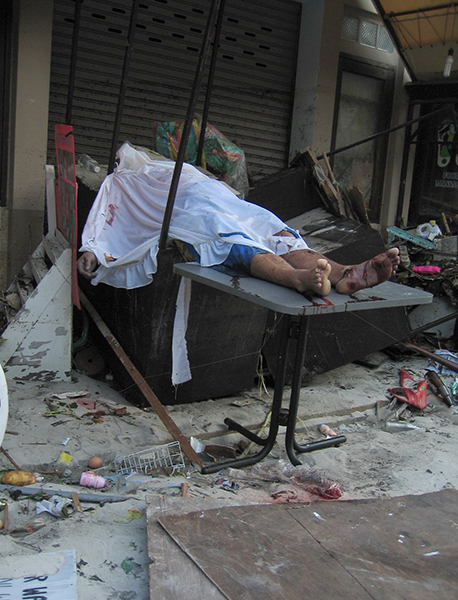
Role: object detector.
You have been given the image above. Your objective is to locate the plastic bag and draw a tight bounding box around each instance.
[152,119,202,166]
[232,459,344,500]
[152,119,249,197]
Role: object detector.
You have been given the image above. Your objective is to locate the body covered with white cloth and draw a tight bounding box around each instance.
[80,142,309,289]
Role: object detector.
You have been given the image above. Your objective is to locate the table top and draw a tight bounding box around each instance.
[174,263,433,316]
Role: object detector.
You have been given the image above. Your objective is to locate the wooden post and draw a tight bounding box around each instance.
[79,289,203,469]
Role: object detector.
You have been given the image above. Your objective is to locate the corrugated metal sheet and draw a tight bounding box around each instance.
[47,0,301,180]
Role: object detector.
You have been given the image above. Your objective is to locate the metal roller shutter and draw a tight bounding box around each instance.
[47,0,301,180]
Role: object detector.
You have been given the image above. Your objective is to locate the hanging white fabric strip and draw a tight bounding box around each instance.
[171,276,192,385]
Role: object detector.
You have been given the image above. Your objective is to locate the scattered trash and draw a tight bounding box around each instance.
[215,478,241,492]
[57,451,73,466]
[318,423,337,437]
[36,495,74,518]
[412,265,441,274]
[428,349,458,375]
[381,421,420,433]
[190,437,237,460]
[0,470,36,486]
[79,472,107,489]
[0,549,77,597]
[9,516,47,535]
[451,378,458,402]
[230,398,252,407]
[114,509,143,524]
[77,153,101,173]
[87,456,103,469]
[398,245,410,268]
[250,459,344,500]
[425,370,454,407]
[51,391,90,400]
[416,220,442,241]
[388,368,427,409]
[113,441,185,475]
[61,437,71,446]
[121,557,143,576]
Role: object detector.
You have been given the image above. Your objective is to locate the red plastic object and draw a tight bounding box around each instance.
[388,368,427,409]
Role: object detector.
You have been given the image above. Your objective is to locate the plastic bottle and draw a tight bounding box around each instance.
[415,220,442,241]
[381,421,419,432]
[77,153,101,173]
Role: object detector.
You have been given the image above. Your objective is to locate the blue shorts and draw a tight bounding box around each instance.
[183,227,300,276]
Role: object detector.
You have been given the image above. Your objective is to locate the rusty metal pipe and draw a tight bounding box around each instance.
[401,342,458,374]
[159,0,222,251]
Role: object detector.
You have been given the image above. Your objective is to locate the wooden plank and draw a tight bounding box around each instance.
[0,247,72,381]
[27,255,49,284]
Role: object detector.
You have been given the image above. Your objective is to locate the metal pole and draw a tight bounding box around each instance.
[108,0,140,174]
[395,101,415,226]
[159,0,222,251]
[320,105,455,160]
[196,0,226,167]
[65,0,83,125]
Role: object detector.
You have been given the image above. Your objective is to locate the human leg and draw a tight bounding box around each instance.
[181,239,332,295]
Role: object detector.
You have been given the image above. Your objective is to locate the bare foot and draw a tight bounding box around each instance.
[292,258,332,296]
[334,248,400,295]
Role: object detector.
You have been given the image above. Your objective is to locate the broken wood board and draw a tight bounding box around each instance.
[156,489,458,600]
[0,236,72,381]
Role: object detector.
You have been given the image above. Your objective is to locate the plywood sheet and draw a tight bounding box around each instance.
[158,503,373,599]
[157,489,458,600]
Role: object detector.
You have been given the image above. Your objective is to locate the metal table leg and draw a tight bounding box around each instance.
[200,314,292,474]
[285,315,346,466]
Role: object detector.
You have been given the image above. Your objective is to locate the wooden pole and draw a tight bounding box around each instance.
[79,289,203,469]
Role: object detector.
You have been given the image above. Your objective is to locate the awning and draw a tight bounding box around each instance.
[373,1,458,81]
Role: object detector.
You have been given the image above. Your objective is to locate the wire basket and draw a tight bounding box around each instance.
[114,441,185,475]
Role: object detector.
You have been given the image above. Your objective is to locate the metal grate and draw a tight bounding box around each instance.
[359,19,378,48]
[114,441,186,475]
[341,15,359,43]
[341,14,394,55]
[377,26,394,53]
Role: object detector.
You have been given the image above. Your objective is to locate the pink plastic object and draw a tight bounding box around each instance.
[412,265,441,274]
[79,471,107,489]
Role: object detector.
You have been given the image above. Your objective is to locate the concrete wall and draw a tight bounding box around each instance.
[6,0,54,285]
[290,0,410,232]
